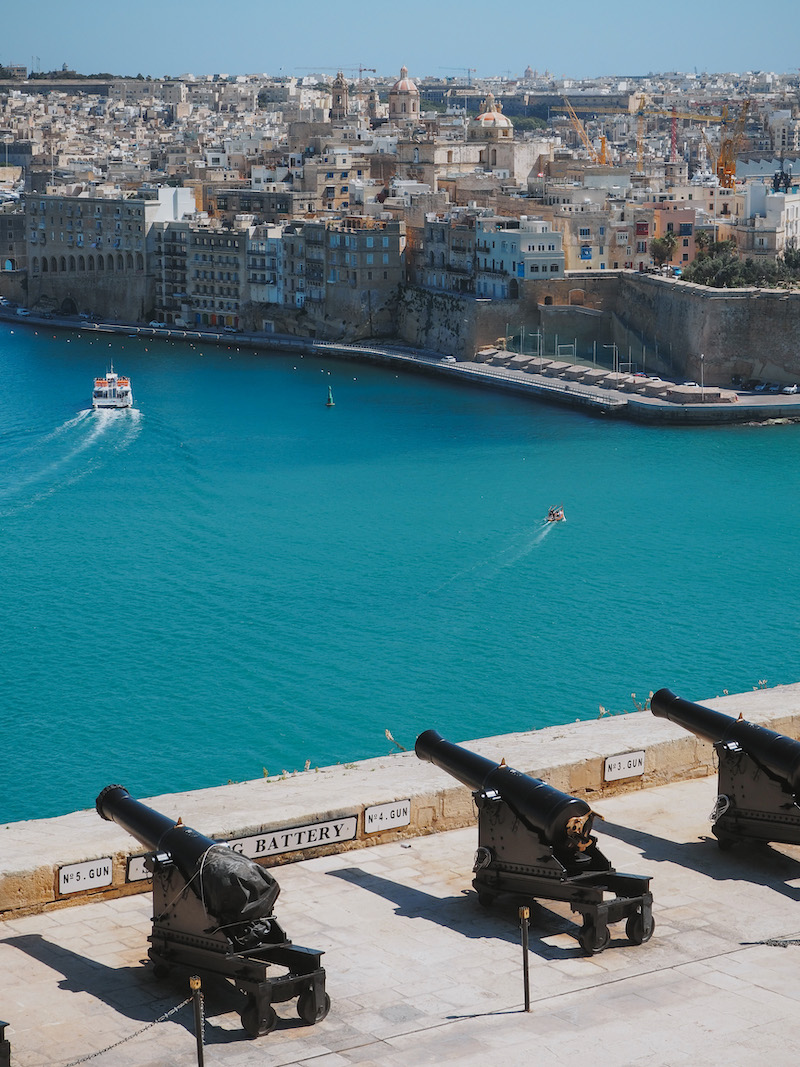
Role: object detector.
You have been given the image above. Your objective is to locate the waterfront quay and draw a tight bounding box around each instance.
[3,684,800,1066]
[6,308,800,426]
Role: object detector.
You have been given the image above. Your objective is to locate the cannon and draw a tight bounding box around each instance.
[415,731,654,954]
[96,785,329,1038]
[652,688,800,849]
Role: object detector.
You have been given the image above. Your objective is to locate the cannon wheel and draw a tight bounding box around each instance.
[625,912,655,946]
[297,990,331,1025]
[241,998,278,1039]
[578,919,610,955]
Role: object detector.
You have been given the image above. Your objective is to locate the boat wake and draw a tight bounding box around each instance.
[0,407,141,515]
[425,520,557,595]
[500,520,554,564]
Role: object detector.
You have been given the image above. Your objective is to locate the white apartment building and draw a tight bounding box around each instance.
[475,216,564,299]
[733,179,800,258]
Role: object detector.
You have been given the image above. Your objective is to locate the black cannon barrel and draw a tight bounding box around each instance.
[651,688,800,795]
[96,784,279,923]
[97,784,217,881]
[415,730,594,848]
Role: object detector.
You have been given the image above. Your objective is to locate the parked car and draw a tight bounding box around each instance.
[754,382,768,393]
[148,320,163,327]
[769,383,782,393]
[782,384,798,394]
[440,355,456,364]
[15,307,30,316]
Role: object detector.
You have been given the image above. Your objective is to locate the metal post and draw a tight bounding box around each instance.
[593,340,596,365]
[190,976,205,1066]
[519,907,531,1012]
[0,1020,11,1067]
[700,352,704,401]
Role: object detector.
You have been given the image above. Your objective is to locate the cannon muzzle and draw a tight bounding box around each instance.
[415,730,595,850]
[96,784,279,924]
[651,688,800,796]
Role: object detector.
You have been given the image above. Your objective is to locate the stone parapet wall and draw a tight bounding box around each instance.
[615,275,800,385]
[3,683,800,919]
[399,273,800,385]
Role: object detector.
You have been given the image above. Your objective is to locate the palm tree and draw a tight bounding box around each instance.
[651,230,678,269]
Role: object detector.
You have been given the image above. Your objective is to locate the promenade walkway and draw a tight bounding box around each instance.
[3,308,800,424]
[2,774,799,1067]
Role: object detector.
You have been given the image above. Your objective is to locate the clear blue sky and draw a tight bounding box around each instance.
[3,0,798,81]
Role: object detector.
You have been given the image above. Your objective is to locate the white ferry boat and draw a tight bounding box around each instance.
[92,365,133,409]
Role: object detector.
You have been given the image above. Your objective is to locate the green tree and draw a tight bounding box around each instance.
[650,233,677,268]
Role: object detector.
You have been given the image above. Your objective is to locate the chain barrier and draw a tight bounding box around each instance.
[755,938,800,948]
[56,995,193,1067]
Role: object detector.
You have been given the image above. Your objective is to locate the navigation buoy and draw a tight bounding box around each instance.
[326,386,335,408]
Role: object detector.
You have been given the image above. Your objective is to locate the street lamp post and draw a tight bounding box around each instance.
[700,352,704,401]
[603,343,618,374]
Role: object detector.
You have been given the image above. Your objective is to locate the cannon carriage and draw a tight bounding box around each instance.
[96,784,329,1038]
[415,731,654,954]
[652,688,800,849]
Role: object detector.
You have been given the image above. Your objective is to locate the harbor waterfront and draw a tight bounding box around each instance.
[2,319,800,824]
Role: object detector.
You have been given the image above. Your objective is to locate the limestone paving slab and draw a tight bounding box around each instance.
[3,776,800,1065]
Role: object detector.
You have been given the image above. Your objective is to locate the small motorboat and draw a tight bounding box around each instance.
[546,505,566,523]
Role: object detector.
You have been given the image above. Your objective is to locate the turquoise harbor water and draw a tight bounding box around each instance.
[2,322,800,823]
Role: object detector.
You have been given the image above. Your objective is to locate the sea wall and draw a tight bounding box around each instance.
[614,275,800,384]
[3,683,800,919]
[397,274,800,384]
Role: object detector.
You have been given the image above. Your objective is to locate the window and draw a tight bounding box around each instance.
[579,228,590,238]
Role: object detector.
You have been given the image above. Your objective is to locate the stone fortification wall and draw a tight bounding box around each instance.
[245,287,400,343]
[616,275,800,385]
[397,275,621,360]
[27,273,154,323]
[3,683,800,919]
[399,274,800,384]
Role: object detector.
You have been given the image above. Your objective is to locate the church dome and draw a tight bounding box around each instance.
[471,92,513,130]
[392,65,417,93]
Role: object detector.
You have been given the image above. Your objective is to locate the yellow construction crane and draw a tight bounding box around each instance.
[565,98,730,173]
[562,96,607,164]
[716,100,750,188]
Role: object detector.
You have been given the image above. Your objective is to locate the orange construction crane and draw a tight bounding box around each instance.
[562,96,607,164]
[716,100,750,188]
